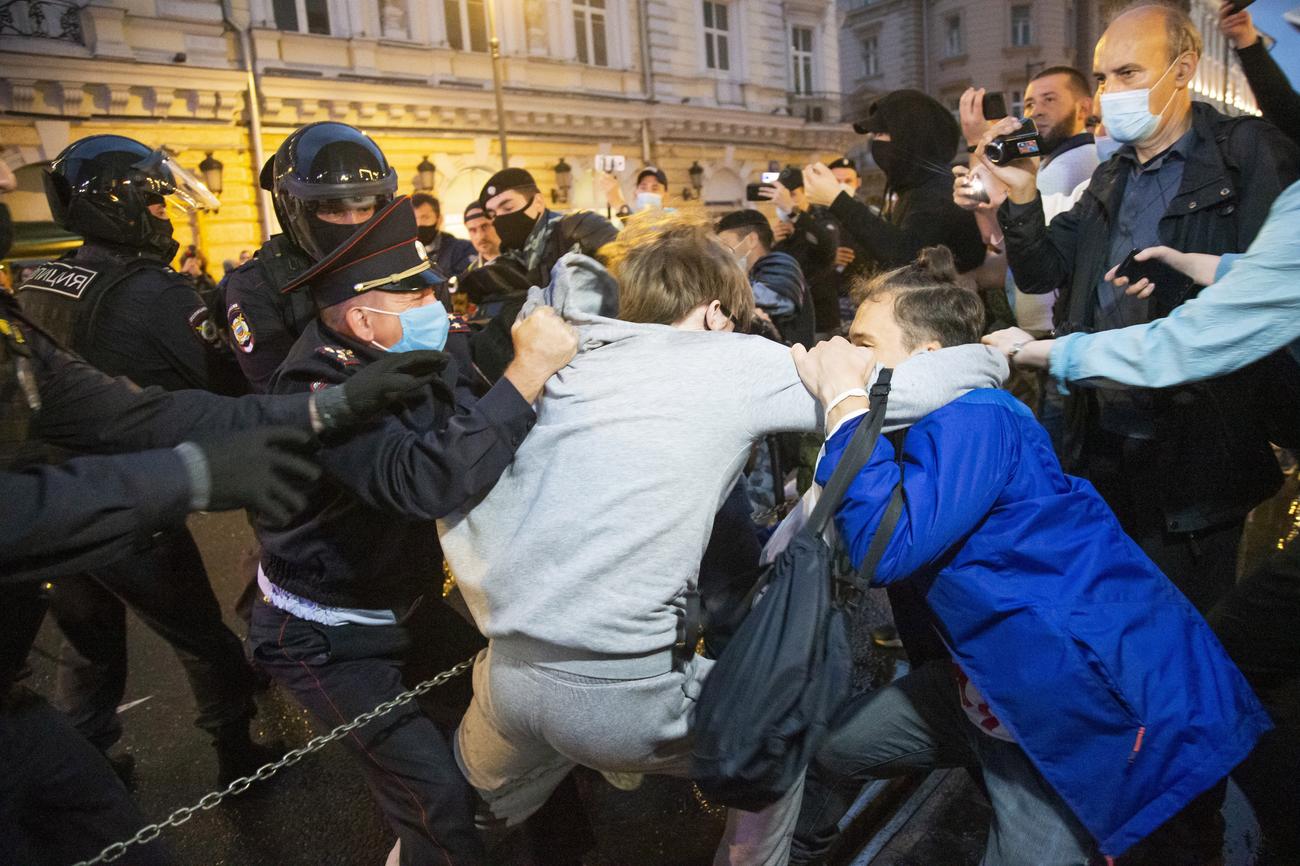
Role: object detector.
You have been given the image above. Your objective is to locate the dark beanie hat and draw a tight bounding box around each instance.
[480,168,538,205]
[827,157,857,172]
[716,209,770,234]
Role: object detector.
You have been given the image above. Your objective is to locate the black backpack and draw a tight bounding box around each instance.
[691,369,904,811]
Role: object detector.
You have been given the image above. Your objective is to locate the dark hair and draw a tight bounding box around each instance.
[1031,65,1093,100]
[410,192,440,214]
[854,246,984,350]
[715,209,773,253]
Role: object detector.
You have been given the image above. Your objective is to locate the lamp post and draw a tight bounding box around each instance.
[551,158,572,205]
[485,0,509,169]
[416,155,437,192]
[198,152,224,196]
[683,160,704,201]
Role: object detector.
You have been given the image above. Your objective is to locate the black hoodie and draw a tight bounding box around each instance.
[832,90,985,274]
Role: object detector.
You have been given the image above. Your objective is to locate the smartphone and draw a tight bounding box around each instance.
[1114,248,1194,298]
[760,171,780,184]
[982,92,1008,120]
[1226,0,1256,12]
[745,183,767,202]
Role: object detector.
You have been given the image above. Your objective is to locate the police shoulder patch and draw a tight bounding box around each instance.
[227,303,255,354]
[316,345,360,368]
[19,261,101,300]
[188,307,221,347]
[448,313,472,334]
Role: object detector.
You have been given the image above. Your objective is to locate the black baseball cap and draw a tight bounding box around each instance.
[827,157,858,172]
[636,166,668,187]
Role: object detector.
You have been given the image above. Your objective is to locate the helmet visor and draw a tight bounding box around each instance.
[132,150,222,215]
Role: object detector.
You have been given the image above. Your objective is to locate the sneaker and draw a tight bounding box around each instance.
[871,625,904,649]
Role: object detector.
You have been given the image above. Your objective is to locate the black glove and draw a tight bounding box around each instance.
[189,427,322,527]
[312,350,451,432]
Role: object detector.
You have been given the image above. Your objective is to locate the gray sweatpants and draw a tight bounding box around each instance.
[453,643,802,865]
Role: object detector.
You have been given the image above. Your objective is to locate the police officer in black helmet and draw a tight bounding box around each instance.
[221,121,398,392]
[17,134,301,787]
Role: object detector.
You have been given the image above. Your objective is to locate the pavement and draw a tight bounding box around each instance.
[28,467,1299,866]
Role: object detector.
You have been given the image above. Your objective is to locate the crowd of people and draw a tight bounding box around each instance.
[2,1,1299,865]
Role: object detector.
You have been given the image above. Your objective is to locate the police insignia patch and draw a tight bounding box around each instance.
[316,345,359,367]
[448,314,472,334]
[188,307,220,346]
[227,303,255,353]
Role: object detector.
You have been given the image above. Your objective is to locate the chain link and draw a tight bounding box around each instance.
[71,656,475,866]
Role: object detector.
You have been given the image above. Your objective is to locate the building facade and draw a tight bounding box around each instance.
[0,0,852,271]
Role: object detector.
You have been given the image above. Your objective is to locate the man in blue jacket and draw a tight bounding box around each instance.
[786,247,1269,865]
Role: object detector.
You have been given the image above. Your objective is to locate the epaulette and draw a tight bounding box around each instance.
[315,345,361,368]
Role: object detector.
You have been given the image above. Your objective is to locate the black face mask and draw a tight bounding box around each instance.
[145,213,179,261]
[417,225,440,247]
[492,208,540,252]
[870,139,901,181]
[307,215,366,261]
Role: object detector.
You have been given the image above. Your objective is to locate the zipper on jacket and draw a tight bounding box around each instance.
[1128,725,1147,765]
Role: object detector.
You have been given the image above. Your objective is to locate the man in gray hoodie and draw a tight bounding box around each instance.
[438,213,1009,864]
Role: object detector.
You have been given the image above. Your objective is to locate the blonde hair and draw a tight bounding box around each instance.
[599,209,755,330]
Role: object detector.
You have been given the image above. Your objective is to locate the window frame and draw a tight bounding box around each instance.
[1010,4,1033,48]
[702,0,732,73]
[790,24,815,95]
[444,0,489,52]
[862,32,880,78]
[573,0,610,67]
[272,0,336,35]
[943,12,964,58]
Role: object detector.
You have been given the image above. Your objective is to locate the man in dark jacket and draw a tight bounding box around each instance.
[248,196,579,866]
[469,168,619,381]
[717,209,815,348]
[412,192,476,277]
[802,90,986,276]
[1220,2,1300,146]
[982,3,1299,615]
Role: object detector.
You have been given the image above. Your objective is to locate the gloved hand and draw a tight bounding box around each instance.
[310,350,451,432]
[179,427,322,527]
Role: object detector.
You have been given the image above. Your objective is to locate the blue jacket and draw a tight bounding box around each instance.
[818,388,1270,856]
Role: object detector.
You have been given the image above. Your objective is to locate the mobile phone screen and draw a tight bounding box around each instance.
[760,172,779,184]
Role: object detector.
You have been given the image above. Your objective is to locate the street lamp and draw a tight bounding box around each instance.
[683,160,704,201]
[198,152,223,195]
[551,158,572,205]
[416,155,437,191]
[484,0,509,169]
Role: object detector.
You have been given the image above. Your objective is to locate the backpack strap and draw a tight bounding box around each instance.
[807,367,894,537]
[838,431,907,599]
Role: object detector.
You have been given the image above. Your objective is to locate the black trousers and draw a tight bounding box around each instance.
[1079,430,1243,614]
[0,687,173,866]
[249,596,487,866]
[1208,539,1300,864]
[49,526,257,750]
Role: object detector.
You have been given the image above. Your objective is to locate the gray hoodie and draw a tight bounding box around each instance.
[438,254,1009,669]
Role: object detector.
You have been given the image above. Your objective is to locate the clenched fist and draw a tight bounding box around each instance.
[505,306,580,402]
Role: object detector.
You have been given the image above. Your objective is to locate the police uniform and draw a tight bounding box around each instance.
[245,197,536,866]
[17,241,265,756]
[424,229,476,278]
[0,290,310,865]
[218,233,316,393]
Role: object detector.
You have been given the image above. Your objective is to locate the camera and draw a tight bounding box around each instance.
[985,118,1043,165]
[777,166,803,191]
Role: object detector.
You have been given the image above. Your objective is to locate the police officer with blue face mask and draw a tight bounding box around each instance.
[247,195,579,866]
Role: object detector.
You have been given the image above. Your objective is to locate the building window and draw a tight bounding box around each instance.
[1009,89,1024,117]
[273,0,332,34]
[573,0,609,66]
[862,34,880,77]
[445,0,488,52]
[703,0,731,72]
[944,13,963,57]
[1011,4,1033,47]
[791,26,814,94]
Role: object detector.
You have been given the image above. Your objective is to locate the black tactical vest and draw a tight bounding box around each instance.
[17,248,155,356]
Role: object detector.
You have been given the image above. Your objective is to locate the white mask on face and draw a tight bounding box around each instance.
[837,183,856,196]
[1098,55,1183,145]
[633,191,663,212]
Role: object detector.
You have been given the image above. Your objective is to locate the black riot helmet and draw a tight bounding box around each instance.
[262,122,398,261]
[43,135,219,260]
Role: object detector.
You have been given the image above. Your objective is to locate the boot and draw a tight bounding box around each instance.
[213,725,285,792]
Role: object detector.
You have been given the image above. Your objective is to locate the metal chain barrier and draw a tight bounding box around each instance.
[72,656,476,866]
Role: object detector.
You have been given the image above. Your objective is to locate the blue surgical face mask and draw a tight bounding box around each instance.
[1098,55,1181,145]
[1094,134,1123,162]
[633,191,663,212]
[362,299,451,353]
